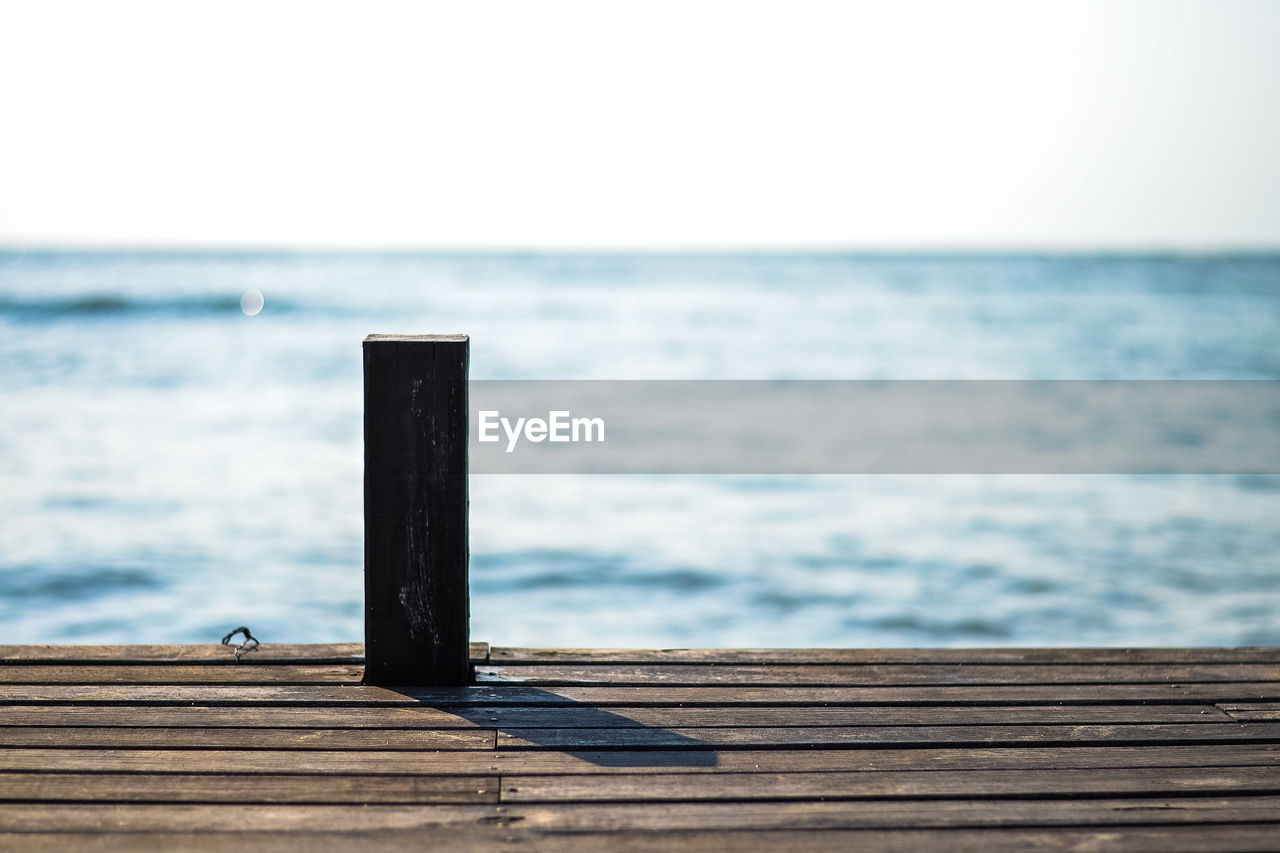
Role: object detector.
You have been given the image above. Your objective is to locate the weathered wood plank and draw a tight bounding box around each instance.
[363,334,470,686]
[448,702,1236,727]
[1,797,1280,831]
[5,826,1280,853]
[23,721,1275,752]
[1220,703,1280,721]
[6,826,1280,853]
[0,706,492,729]
[0,832,516,853]
[4,744,1277,775]
[0,643,489,665]
[491,647,1280,665]
[16,643,1262,667]
[0,727,495,751]
[0,773,499,804]
[6,722,1276,752]
[0,703,1232,729]
[0,685,423,705]
[488,797,1280,832]
[495,722,1280,749]
[476,663,1280,686]
[4,682,1279,705]
[0,665,364,684]
[0,644,363,664]
[500,766,1280,802]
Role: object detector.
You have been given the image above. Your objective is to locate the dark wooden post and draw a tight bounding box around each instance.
[362,334,470,685]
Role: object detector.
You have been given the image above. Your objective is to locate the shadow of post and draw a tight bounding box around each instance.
[395,685,719,768]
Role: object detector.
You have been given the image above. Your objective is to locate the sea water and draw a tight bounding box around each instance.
[1,250,1278,647]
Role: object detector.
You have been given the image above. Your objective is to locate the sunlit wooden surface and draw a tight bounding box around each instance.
[1,643,1278,850]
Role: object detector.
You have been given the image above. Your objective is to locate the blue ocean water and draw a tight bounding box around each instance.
[1,250,1278,647]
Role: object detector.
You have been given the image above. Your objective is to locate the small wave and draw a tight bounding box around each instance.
[474,550,723,592]
[0,566,161,603]
[0,293,277,319]
[865,614,1014,639]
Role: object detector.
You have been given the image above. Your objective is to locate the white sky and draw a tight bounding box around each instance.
[1,0,1278,249]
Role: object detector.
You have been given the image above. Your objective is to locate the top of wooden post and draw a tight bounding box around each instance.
[364,334,469,343]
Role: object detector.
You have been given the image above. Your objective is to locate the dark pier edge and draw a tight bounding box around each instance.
[362,334,471,686]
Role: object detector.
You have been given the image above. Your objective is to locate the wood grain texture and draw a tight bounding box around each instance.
[1220,703,1280,721]
[4,681,1280,705]
[0,727,495,751]
[490,646,1280,665]
[1,797,1280,832]
[0,703,1233,728]
[363,335,470,686]
[3,744,1278,775]
[499,766,1280,802]
[3,721,1271,751]
[4,643,1279,849]
[476,662,1280,686]
[0,642,489,665]
[5,826,1280,853]
[0,773,499,804]
[495,722,1280,749]
[0,665,364,684]
[0,644,365,664]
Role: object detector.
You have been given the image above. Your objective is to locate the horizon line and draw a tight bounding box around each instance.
[3,240,1280,257]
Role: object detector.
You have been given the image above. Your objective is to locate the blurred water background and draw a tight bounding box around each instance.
[1,250,1278,647]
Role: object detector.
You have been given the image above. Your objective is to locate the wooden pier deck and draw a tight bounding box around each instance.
[1,644,1279,850]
